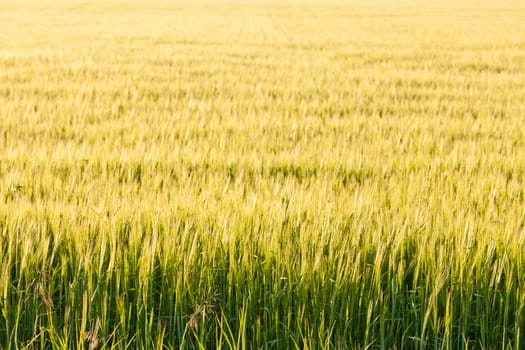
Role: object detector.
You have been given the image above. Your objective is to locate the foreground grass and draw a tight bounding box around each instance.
[1,0,525,348]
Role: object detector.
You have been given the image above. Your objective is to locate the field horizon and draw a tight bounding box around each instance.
[1,0,525,348]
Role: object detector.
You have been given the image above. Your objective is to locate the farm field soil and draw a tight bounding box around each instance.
[1,0,525,348]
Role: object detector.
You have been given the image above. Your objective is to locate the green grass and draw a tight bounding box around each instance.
[1,0,525,348]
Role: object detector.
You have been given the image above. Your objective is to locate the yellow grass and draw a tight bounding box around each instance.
[1,0,525,348]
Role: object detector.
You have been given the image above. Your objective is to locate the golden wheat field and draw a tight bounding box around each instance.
[1,0,525,348]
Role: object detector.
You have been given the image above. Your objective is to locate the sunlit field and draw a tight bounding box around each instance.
[1,0,525,348]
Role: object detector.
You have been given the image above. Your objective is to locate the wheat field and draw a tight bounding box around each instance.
[1,0,525,348]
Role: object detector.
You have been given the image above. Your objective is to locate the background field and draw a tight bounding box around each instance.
[1,0,525,348]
